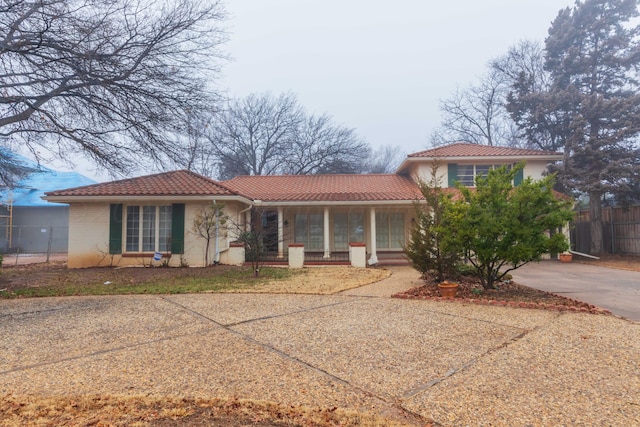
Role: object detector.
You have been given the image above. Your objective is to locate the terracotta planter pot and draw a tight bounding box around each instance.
[438,281,459,298]
[559,253,573,263]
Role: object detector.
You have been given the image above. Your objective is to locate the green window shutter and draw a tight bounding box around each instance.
[171,203,185,254]
[514,165,524,186]
[447,163,458,187]
[109,204,123,254]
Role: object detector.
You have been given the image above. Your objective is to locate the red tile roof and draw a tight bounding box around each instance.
[409,143,561,158]
[223,174,422,202]
[45,170,239,197]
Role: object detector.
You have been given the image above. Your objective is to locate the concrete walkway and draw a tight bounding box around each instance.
[512,260,640,321]
[1,269,639,426]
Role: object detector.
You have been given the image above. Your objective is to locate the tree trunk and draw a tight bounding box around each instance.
[590,191,603,255]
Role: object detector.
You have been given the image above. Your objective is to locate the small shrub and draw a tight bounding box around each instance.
[455,263,478,277]
[445,163,573,289]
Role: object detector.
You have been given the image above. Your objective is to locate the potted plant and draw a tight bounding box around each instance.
[438,280,459,298]
[559,252,573,263]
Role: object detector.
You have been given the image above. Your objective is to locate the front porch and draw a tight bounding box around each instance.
[244,205,412,267]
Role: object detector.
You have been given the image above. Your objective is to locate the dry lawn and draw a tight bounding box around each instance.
[230,267,391,294]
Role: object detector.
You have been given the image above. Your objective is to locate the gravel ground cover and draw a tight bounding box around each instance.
[403,313,640,426]
[1,263,639,426]
[2,287,639,426]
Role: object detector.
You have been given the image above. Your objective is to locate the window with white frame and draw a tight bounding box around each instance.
[376,212,405,249]
[333,211,364,250]
[126,205,172,252]
[294,213,324,250]
[457,164,511,186]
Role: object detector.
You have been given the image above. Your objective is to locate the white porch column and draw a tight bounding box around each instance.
[323,207,331,258]
[369,207,378,265]
[277,207,284,258]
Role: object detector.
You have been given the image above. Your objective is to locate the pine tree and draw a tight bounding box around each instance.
[508,0,640,254]
[404,164,460,283]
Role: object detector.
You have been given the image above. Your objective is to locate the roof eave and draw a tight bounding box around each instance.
[254,199,419,207]
[398,154,561,168]
[42,195,254,204]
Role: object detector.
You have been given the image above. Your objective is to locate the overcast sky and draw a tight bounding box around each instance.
[56,0,576,181]
[219,1,575,154]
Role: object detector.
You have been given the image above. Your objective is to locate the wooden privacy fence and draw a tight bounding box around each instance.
[572,204,640,255]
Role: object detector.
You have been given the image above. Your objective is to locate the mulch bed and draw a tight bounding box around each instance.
[392,275,612,315]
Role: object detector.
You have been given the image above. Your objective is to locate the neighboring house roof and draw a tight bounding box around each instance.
[408,142,562,158]
[45,170,241,201]
[0,155,96,207]
[223,174,422,203]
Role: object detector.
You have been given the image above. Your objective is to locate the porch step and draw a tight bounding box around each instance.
[304,261,351,266]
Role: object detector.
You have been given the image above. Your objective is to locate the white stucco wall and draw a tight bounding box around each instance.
[67,202,111,268]
[523,160,553,181]
[66,200,248,268]
[411,159,554,188]
[410,163,449,187]
[184,201,245,267]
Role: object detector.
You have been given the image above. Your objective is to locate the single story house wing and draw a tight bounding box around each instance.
[44,170,252,268]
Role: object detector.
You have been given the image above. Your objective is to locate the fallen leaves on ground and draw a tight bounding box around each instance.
[0,394,418,427]
[393,275,611,315]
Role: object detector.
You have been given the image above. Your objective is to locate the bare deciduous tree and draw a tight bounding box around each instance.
[495,40,570,153]
[203,92,370,179]
[208,92,303,179]
[432,40,549,149]
[285,114,369,175]
[491,40,549,93]
[0,149,38,189]
[0,0,226,177]
[179,112,219,178]
[364,144,406,174]
[436,67,525,147]
[438,71,506,146]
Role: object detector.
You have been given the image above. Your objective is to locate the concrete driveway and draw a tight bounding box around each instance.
[1,270,639,426]
[512,260,640,321]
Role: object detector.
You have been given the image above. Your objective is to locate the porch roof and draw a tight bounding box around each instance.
[223,174,423,203]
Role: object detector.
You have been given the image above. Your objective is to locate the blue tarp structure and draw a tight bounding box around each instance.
[0,153,96,207]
